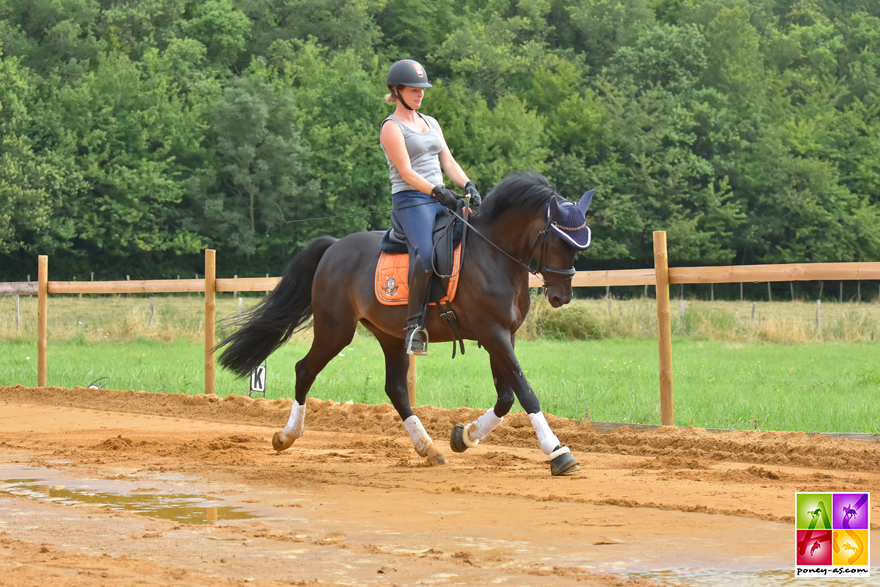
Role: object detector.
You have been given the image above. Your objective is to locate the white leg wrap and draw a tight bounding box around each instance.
[282,400,306,439]
[404,415,433,457]
[529,412,560,456]
[469,408,503,441]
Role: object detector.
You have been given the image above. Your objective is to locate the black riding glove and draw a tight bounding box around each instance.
[464,180,482,211]
[431,184,462,210]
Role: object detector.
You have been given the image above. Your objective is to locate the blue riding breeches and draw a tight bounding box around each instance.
[391,190,446,272]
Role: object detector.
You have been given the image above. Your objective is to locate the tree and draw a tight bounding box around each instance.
[0,53,50,255]
[193,66,316,267]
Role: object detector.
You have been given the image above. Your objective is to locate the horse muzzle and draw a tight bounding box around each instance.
[544,283,572,308]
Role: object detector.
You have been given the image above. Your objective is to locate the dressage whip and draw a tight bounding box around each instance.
[275,200,437,224]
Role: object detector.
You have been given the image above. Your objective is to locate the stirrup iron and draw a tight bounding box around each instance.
[406,326,429,355]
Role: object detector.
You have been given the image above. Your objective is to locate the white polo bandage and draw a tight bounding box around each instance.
[404,415,432,457]
[469,408,503,441]
[529,411,560,456]
[283,400,306,439]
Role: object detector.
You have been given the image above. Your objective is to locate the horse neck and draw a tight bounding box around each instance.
[475,210,546,266]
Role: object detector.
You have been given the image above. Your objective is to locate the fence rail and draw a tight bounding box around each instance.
[9,235,880,429]
[0,282,38,296]
[527,263,880,288]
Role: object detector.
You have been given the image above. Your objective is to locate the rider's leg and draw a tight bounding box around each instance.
[405,257,432,354]
[391,191,445,355]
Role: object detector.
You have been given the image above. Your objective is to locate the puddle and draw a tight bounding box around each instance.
[0,468,259,525]
[633,568,879,586]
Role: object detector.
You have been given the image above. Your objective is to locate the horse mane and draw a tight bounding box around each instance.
[479,171,559,223]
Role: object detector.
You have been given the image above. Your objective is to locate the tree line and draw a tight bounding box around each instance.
[1,0,878,281]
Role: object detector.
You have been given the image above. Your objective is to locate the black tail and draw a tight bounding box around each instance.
[216,236,338,378]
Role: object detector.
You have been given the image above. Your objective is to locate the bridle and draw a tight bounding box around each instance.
[452,198,576,289]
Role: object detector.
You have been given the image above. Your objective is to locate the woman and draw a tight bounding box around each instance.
[380,59,481,356]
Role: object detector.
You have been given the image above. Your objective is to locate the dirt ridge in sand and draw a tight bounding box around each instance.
[3,384,879,474]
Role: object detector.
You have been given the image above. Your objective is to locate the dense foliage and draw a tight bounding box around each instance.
[1,0,878,279]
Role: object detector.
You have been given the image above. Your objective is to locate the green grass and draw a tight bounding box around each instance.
[3,333,878,434]
[3,294,880,345]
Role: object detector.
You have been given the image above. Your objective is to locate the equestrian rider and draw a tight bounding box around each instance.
[380,59,481,355]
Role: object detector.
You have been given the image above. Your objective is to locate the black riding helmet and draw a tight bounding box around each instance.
[386,59,432,88]
[387,60,431,110]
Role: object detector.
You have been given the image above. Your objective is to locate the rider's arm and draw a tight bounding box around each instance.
[380,121,436,195]
[431,119,470,188]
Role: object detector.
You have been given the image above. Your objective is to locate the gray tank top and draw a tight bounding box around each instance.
[381,113,444,194]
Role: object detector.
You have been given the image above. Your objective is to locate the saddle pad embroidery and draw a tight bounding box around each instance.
[375,244,462,306]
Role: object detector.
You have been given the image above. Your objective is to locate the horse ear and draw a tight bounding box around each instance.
[549,196,566,223]
[578,189,594,214]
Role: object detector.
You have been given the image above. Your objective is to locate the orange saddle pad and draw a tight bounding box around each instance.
[375,244,462,306]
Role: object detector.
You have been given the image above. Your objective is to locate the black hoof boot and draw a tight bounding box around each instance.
[450,423,469,453]
[549,446,579,476]
[450,422,479,453]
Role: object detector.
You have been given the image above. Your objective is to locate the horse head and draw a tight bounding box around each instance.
[543,190,593,307]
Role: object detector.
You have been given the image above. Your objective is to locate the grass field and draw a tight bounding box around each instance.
[2,294,878,434]
[3,292,880,344]
[2,332,878,434]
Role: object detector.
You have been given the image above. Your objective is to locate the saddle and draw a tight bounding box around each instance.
[375,203,468,356]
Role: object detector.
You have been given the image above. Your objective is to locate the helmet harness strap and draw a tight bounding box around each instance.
[392,86,414,111]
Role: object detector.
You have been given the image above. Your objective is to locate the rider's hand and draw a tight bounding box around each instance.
[431,184,462,210]
[464,180,481,211]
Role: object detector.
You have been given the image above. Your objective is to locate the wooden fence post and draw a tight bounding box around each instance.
[38,255,48,387]
[816,299,821,331]
[407,356,417,407]
[205,249,216,394]
[14,294,20,330]
[653,232,674,426]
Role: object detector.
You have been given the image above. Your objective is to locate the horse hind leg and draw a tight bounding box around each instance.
[365,323,446,466]
[273,309,358,453]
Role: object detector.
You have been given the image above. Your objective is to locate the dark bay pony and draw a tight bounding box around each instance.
[217,172,593,476]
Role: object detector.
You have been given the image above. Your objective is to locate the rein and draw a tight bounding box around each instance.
[452,198,576,288]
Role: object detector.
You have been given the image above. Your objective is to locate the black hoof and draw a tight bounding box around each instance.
[450,423,469,453]
[550,449,580,476]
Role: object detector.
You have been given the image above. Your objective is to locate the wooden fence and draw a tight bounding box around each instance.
[8,231,880,427]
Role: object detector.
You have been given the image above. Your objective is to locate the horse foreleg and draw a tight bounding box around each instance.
[481,329,579,476]
[367,324,446,466]
[451,357,512,453]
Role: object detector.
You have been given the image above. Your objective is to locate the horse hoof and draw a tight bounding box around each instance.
[550,450,580,476]
[426,445,447,466]
[272,431,295,452]
[450,423,468,453]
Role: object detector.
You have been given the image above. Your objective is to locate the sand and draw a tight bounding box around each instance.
[0,384,877,586]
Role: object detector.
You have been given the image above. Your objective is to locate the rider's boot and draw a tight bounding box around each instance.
[405,256,432,356]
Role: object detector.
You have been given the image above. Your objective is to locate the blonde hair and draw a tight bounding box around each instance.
[384,91,398,105]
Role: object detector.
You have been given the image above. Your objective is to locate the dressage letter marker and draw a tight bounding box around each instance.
[250,365,266,394]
